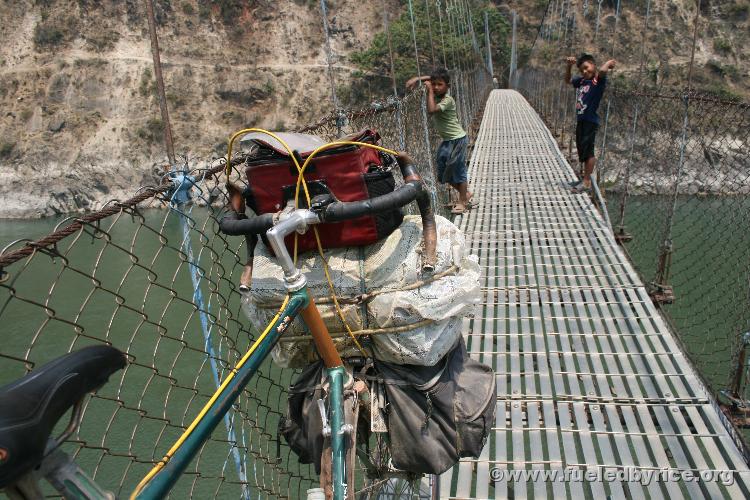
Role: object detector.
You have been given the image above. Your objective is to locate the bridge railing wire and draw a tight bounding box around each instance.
[0,53,492,500]
[516,0,750,436]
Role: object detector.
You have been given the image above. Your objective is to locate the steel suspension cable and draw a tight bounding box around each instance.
[424,0,437,68]
[435,0,448,68]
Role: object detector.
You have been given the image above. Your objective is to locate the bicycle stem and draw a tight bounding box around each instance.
[266,209,320,292]
[266,208,345,367]
[265,208,348,499]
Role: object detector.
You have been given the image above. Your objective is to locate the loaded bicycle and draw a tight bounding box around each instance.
[0,130,493,499]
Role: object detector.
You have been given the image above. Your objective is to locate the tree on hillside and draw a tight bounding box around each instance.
[347,1,509,102]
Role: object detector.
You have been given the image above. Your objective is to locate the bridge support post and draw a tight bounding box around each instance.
[720,332,750,427]
[319,0,342,134]
[145,0,175,165]
[508,11,517,89]
[648,240,675,305]
[484,12,493,79]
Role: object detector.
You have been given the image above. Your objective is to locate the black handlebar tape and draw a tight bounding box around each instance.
[219,211,275,235]
[322,180,423,223]
[398,163,420,180]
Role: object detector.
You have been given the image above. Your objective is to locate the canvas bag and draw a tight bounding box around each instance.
[374,337,496,475]
[277,361,327,474]
[279,338,495,476]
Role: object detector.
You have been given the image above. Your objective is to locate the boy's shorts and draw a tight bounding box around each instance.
[436,135,469,184]
[576,120,598,163]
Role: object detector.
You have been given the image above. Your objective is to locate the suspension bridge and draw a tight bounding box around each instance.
[2,0,750,498]
[439,89,750,498]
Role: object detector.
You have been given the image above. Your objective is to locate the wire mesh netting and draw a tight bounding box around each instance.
[0,72,492,500]
[0,167,315,498]
[515,0,750,432]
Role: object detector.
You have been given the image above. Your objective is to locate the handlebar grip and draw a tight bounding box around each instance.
[321,180,423,223]
[219,212,275,236]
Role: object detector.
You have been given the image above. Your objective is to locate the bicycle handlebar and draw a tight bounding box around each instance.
[218,211,274,236]
[219,156,438,272]
[318,180,423,223]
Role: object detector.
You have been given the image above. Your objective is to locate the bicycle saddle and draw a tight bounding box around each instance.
[0,345,126,488]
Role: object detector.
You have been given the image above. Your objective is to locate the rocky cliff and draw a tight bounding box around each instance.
[0,0,395,217]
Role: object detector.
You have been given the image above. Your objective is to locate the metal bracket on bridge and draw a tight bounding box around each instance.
[649,240,675,304]
[614,225,633,244]
[647,281,675,305]
[720,332,750,427]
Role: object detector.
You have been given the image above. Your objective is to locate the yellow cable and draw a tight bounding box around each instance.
[130,296,289,499]
[294,141,400,203]
[293,141,399,355]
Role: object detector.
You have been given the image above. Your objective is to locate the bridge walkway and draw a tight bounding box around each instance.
[439,90,750,499]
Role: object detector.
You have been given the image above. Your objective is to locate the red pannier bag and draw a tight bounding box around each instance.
[241,130,404,255]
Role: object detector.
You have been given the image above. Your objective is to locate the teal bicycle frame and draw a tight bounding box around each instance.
[136,208,351,500]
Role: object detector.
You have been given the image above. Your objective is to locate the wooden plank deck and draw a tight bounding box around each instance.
[440,90,750,499]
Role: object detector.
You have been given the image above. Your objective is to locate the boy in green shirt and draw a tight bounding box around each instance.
[406,68,472,214]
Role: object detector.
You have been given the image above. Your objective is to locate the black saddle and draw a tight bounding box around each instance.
[0,345,126,488]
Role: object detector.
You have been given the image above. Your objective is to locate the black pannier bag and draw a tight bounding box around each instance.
[279,337,495,476]
[278,361,327,473]
[374,337,496,475]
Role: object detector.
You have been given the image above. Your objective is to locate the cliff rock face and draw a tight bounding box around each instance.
[510,0,749,93]
[0,0,393,217]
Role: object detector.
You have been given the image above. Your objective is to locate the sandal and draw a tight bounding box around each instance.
[451,203,467,214]
[446,192,474,206]
[571,183,592,194]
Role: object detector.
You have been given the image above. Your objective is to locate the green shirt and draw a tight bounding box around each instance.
[432,94,466,140]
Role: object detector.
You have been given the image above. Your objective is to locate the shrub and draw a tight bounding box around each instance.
[33,24,65,47]
[349,2,508,93]
[85,29,120,52]
[139,68,156,97]
[33,17,76,49]
[704,83,742,102]
[713,38,732,54]
[198,3,212,19]
[167,91,187,108]
[728,3,749,19]
[215,87,268,106]
[212,0,245,25]
[137,118,164,143]
[0,142,15,159]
